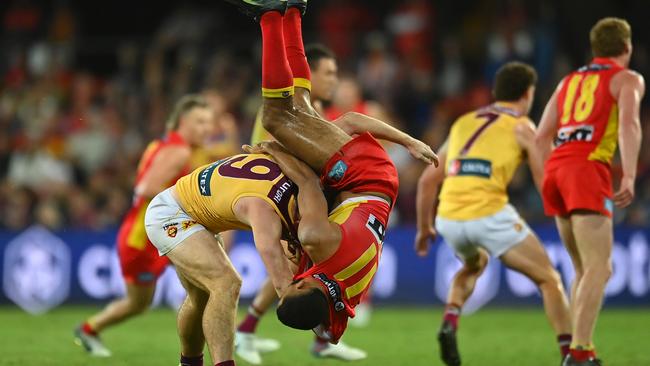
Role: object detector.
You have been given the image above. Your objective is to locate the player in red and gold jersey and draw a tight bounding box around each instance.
[536,18,644,366]
[74,95,213,357]
[229,0,437,346]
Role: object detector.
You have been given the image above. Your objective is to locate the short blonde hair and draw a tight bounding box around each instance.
[166,94,209,131]
[590,17,631,57]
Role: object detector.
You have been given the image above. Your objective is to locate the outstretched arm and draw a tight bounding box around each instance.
[414,140,447,257]
[332,112,439,166]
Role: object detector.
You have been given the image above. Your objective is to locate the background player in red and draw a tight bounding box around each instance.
[74,95,213,357]
[536,18,644,366]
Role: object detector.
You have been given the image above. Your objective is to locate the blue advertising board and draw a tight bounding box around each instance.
[1,225,648,314]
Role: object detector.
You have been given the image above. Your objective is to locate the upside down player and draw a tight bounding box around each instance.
[239,44,370,362]
[536,18,644,366]
[415,62,572,366]
[74,95,213,357]
[228,0,437,344]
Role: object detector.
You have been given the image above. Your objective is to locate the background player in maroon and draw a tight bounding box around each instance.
[536,18,644,366]
[74,95,213,357]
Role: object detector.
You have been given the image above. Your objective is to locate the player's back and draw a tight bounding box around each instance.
[550,57,624,165]
[438,105,526,220]
[174,153,298,234]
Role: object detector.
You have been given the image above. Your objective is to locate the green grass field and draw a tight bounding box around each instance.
[1,306,648,366]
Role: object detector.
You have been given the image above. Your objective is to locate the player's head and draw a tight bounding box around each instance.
[590,17,632,66]
[306,44,338,102]
[331,76,363,111]
[493,62,538,115]
[166,94,214,147]
[276,277,330,330]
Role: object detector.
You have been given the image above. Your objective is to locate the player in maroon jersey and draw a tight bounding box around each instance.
[74,95,213,357]
[536,18,644,366]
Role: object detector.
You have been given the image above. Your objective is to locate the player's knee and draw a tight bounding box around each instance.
[127,296,152,315]
[584,261,612,283]
[205,268,241,299]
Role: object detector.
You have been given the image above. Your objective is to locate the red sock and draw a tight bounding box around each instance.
[570,347,596,362]
[180,353,203,366]
[282,7,311,90]
[260,11,294,98]
[442,304,461,330]
[557,334,572,358]
[215,361,235,366]
[82,322,98,336]
[237,306,262,333]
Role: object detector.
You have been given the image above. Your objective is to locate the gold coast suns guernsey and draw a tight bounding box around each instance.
[548,57,624,166]
[438,104,527,220]
[174,154,298,234]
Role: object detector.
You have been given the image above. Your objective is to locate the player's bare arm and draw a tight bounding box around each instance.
[535,81,563,163]
[414,140,448,257]
[253,141,341,262]
[515,119,544,192]
[332,112,439,166]
[611,70,645,208]
[234,198,294,295]
[135,145,191,198]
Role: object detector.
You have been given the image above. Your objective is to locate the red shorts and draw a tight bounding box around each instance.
[542,159,613,217]
[320,132,399,204]
[117,219,169,285]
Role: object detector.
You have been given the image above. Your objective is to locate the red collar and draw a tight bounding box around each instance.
[591,57,624,69]
[165,131,188,145]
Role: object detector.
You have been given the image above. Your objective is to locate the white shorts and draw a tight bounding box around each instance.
[435,204,530,259]
[144,188,207,256]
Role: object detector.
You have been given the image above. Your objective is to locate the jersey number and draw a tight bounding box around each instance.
[219,156,282,181]
[561,74,600,124]
[459,112,499,155]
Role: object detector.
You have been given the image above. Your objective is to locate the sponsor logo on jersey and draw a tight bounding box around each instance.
[313,273,346,312]
[3,226,71,314]
[448,158,492,178]
[555,124,594,147]
[327,160,348,182]
[198,161,221,196]
[181,220,197,230]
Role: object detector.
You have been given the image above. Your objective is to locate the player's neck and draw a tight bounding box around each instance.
[595,55,628,69]
[493,101,525,116]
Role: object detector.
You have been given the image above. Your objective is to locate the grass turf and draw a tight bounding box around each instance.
[1,306,648,366]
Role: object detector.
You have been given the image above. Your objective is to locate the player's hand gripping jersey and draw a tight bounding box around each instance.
[543,58,624,217]
[438,104,527,220]
[117,132,190,284]
[174,153,299,234]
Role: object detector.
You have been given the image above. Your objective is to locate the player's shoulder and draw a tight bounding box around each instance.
[159,144,192,162]
[617,69,645,86]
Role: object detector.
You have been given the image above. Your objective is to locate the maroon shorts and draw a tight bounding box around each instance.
[320,132,399,204]
[542,159,613,217]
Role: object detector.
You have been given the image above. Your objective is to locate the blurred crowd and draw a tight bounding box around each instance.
[1,0,650,231]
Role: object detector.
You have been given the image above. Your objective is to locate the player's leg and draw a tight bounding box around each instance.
[75,283,155,357]
[282,3,316,116]
[167,230,242,365]
[447,249,490,314]
[569,213,612,354]
[499,233,572,358]
[555,216,583,329]
[256,6,350,172]
[235,278,280,365]
[176,272,208,366]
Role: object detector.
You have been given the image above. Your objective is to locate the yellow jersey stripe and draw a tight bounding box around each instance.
[334,244,377,281]
[261,86,294,98]
[588,104,618,163]
[126,203,149,250]
[328,201,365,225]
[345,262,378,299]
